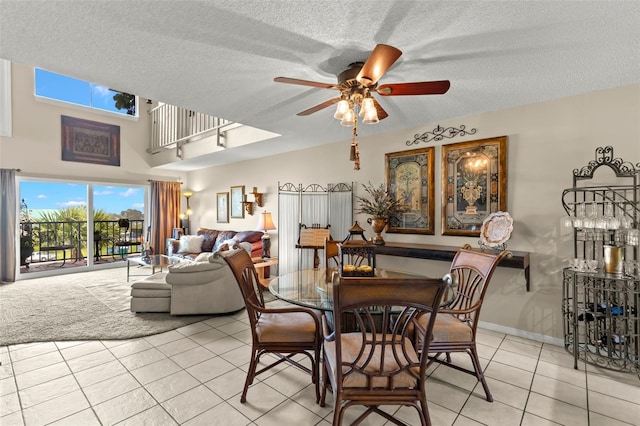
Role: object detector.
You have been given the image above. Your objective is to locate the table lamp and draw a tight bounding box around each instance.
[257,211,276,258]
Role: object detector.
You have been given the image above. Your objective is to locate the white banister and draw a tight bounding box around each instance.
[148,103,235,154]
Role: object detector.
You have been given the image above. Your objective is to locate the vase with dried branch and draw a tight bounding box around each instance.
[355,182,407,245]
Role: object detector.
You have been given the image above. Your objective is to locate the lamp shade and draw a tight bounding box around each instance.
[257,211,276,232]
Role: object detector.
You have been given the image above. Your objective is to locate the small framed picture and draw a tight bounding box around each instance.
[230,185,245,219]
[216,192,229,223]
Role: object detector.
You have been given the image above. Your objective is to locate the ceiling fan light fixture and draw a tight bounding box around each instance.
[362,107,379,124]
[334,99,349,120]
[360,96,376,116]
[340,108,355,126]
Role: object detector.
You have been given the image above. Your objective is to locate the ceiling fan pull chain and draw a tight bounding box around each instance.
[351,121,360,170]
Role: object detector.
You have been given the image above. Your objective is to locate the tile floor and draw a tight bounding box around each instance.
[1,309,639,426]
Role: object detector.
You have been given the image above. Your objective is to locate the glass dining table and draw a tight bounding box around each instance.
[268,267,455,312]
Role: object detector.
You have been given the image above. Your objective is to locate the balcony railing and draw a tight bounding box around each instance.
[148,103,234,154]
[20,219,145,266]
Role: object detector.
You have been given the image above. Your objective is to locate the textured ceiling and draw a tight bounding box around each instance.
[2,1,640,170]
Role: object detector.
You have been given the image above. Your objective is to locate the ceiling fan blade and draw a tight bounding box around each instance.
[274,76,336,89]
[356,44,402,86]
[376,80,451,96]
[297,97,341,116]
[372,97,388,120]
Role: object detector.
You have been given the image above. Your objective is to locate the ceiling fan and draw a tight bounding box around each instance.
[274,44,451,125]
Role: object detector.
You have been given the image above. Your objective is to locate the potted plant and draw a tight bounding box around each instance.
[20,232,34,267]
[355,182,407,245]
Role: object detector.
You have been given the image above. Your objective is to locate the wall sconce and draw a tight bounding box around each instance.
[241,199,254,215]
[240,187,264,215]
[252,187,264,207]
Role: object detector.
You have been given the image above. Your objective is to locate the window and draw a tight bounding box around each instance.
[19,179,147,275]
[35,68,137,116]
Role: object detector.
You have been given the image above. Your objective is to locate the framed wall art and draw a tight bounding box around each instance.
[61,115,121,166]
[385,146,435,235]
[216,192,229,223]
[230,185,245,219]
[441,135,508,236]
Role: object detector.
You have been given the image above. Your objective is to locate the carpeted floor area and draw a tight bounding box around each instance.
[0,268,226,346]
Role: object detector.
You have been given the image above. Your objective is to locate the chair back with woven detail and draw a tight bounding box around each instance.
[416,245,511,403]
[320,274,450,426]
[222,248,322,404]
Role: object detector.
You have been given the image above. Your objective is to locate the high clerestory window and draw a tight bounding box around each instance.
[34,68,137,117]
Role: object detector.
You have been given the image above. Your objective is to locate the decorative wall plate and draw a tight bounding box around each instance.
[479,211,513,247]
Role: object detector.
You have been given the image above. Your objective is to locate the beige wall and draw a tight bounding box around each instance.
[0,61,184,184]
[3,60,640,343]
[186,84,640,343]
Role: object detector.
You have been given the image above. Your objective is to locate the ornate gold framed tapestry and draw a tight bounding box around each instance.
[61,115,120,166]
[442,136,508,236]
[385,146,435,235]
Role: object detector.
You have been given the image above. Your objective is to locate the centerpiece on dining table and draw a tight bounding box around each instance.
[339,239,376,277]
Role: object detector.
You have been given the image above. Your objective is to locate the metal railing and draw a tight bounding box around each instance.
[20,219,145,265]
[148,103,234,154]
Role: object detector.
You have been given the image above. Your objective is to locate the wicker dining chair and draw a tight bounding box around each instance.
[320,274,451,425]
[222,248,322,403]
[414,245,510,402]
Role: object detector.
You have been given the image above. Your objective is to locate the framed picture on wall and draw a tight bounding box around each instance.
[385,147,435,235]
[216,192,229,223]
[230,185,245,219]
[442,135,508,236]
[61,115,121,166]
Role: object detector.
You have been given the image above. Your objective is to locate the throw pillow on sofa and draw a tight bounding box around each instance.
[178,235,204,253]
[194,252,213,263]
[213,231,237,252]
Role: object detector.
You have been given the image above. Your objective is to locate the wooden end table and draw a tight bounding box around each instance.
[252,257,279,288]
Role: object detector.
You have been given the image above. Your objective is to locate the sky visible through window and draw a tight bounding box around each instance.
[35,68,133,115]
[20,182,144,218]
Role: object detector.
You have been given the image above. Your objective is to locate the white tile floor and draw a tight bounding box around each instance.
[1,309,639,426]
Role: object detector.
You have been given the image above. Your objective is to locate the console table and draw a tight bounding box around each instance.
[374,242,531,291]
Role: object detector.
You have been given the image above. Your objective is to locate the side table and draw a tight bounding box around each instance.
[252,257,278,288]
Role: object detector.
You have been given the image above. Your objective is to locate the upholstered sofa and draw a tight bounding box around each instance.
[167,227,264,260]
[130,245,248,315]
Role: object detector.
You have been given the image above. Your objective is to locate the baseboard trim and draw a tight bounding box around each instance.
[478,321,565,347]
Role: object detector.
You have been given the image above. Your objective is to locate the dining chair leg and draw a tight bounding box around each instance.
[313,347,320,403]
[241,347,259,403]
[469,345,493,402]
[319,360,329,407]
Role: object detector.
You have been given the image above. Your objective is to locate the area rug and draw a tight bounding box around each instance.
[0,268,221,346]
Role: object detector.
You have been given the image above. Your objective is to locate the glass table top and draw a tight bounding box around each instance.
[269,267,453,311]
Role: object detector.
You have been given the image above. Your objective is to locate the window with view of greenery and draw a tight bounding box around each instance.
[35,68,137,116]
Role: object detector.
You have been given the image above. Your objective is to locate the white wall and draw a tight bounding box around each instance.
[0,61,184,184]
[186,83,640,342]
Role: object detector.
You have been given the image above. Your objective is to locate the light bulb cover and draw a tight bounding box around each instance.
[362,107,379,124]
[334,99,349,120]
[360,97,375,117]
[340,108,355,127]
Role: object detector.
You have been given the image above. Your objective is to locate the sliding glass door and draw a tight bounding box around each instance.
[18,179,147,276]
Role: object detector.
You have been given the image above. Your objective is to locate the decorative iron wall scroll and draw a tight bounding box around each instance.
[385,147,435,235]
[442,136,508,236]
[406,124,476,146]
[61,115,120,166]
